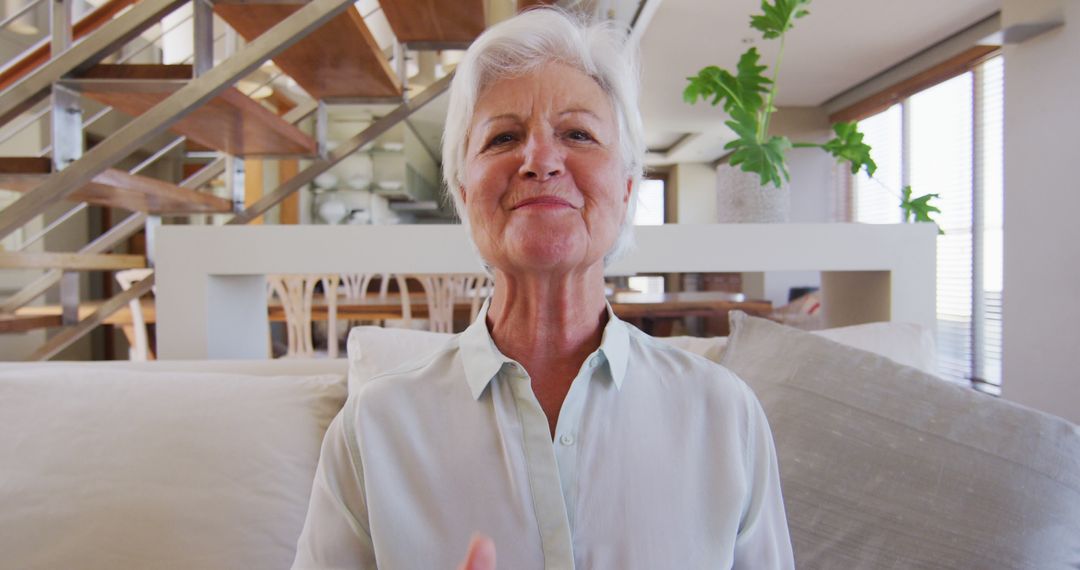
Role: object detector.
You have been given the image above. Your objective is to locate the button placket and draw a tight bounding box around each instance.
[505,361,575,569]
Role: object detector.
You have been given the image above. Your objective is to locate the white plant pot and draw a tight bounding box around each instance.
[715,164,790,223]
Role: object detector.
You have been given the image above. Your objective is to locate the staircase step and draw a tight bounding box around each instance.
[0,158,233,214]
[0,0,141,91]
[212,3,400,100]
[74,64,316,157]
[5,297,155,334]
[0,252,146,270]
[0,314,61,333]
[380,0,486,48]
[0,157,51,174]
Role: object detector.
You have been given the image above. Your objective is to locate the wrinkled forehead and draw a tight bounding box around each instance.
[469,62,617,129]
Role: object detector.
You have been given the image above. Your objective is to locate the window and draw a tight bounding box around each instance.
[634,178,665,226]
[851,55,1003,391]
[628,177,666,294]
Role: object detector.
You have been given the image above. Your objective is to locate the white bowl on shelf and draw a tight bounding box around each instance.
[317,199,348,225]
[313,172,339,189]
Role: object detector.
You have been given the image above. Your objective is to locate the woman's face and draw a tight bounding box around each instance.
[462,61,631,275]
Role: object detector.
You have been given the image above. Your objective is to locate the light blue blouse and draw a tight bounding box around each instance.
[293,303,793,569]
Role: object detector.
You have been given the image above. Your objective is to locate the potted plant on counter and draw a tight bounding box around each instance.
[683,0,940,226]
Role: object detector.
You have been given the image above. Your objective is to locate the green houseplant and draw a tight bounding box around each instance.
[683,0,940,225]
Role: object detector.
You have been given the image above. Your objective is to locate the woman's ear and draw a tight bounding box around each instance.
[459,186,468,205]
[623,178,633,205]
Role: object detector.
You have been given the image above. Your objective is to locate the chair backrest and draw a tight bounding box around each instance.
[340,273,414,328]
[267,274,339,359]
[114,268,155,361]
[340,274,376,302]
[415,274,492,333]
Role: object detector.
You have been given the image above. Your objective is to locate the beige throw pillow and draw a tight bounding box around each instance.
[0,367,346,570]
[719,311,1080,569]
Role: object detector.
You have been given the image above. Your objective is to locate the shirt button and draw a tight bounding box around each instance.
[589,356,602,367]
[559,434,575,446]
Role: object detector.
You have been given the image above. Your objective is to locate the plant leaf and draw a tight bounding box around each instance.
[821,121,877,176]
[725,107,791,187]
[750,0,812,39]
[683,49,772,117]
[900,186,943,233]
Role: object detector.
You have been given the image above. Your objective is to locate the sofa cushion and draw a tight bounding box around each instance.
[719,311,1080,569]
[0,367,346,570]
[0,358,349,377]
[346,319,937,389]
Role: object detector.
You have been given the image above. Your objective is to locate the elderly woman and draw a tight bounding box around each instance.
[293,8,792,570]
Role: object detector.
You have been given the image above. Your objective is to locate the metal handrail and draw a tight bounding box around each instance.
[18,203,87,250]
[0,0,47,33]
[22,64,285,250]
[0,103,49,146]
[36,28,227,157]
[3,11,197,149]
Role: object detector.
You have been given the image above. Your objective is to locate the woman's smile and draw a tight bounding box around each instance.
[510,196,577,210]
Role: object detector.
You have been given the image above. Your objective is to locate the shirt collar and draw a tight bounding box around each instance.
[459,299,631,400]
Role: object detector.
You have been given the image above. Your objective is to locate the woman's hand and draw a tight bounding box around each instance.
[457,534,496,570]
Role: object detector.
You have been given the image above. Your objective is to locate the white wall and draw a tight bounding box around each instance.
[670,162,717,224]
[1001,0,1080,424]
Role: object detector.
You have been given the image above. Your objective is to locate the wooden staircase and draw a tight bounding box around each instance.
[0,156,233,214]
[0,0,486,360]
[74,64,317,156]
[212,3,401,101]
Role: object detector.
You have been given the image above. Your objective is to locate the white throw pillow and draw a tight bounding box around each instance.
[813,320,938,375]
[347,326,453,392]
[0,367,346,570]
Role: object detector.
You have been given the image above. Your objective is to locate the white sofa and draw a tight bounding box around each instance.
[1,314,1077,569]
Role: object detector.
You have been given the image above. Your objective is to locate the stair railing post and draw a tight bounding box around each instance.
[393,40,407,102]
[59,271,78,325]
[316,99,328,159]
[50,0,71,56]
[145,215,161,266]
[50,83,81,171]
[226,156,244,214]
[192,0,213,76]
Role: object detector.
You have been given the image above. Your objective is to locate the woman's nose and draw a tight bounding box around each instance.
[518,133,564,181]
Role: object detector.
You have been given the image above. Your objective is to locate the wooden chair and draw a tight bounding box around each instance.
[114,268,156,361]
[267,274,340,358]
[339,273,414,329]
[415,274,492,333]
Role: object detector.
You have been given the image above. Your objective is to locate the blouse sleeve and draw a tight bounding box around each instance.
[732,385,795,570]
[292,399,378,570]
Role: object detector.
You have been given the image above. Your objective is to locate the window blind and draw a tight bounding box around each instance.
[852,56,1004,389]
[976,56,1004,390]
[852,104,903,223]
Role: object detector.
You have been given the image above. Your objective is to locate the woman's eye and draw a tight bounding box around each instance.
[567,130,593,142]
[487,133,515,147]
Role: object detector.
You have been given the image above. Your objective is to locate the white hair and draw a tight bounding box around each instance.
[441,7,646,266]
